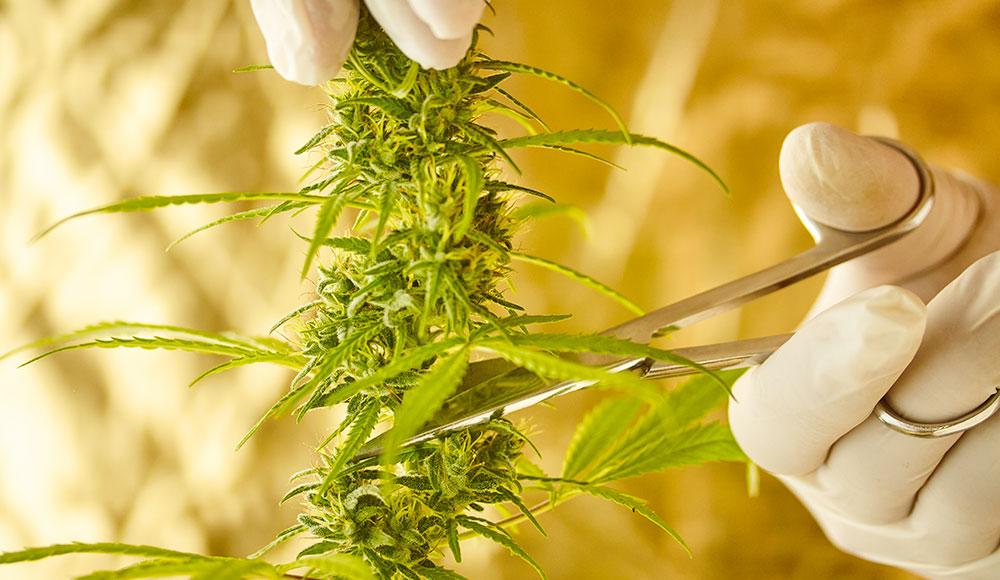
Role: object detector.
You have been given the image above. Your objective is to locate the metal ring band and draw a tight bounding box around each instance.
[875,388,1000,438]
[867,138,997,438]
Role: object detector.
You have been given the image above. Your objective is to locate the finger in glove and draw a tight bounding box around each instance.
[728,285,926,476]
[251,0,360,85]
[366,0,474,69]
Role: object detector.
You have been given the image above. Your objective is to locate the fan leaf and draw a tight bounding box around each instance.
[381,346,471,464]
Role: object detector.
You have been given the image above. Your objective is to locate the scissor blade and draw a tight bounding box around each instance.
[352,137,936,461]
[353,333,791,460]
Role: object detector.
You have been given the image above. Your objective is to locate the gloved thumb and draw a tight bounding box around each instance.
[779,122,986,314]
[366,0,476,70]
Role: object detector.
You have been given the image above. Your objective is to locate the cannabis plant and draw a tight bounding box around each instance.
[1,8,745,580]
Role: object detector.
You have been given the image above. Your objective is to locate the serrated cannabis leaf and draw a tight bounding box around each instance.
[485,180,555,203]
[446,519,462,563]
[19,336,276,368]
[536,143,626,170]
[417,565,470,580]
[510,252,644,316]
[167,204,300,251]
[594,422,747,483]
[502,332,729,392]
[511,201,592,237]
[659,369,744,431]
[500,130,727,194]
[453,155,484,241]
[318,337,466,410]
[495,313,573,328]
[498,487,546,537]
[235,381,313,451]
[2,321,286,362]
[75,557,276,580]
[562,397,643,480]
[0,543,216,565]
[456,516,547,580]
[480,99,539,134]
[478,60,630,145]
[474,341,659,399]
[302,185,355,278]
[567,484,690,555]
[7,8,740,579]
[248,523,307,559]
[278,553,375,580]
[317,398,381,493]
[188,353,302,388]
[295,124,336,154]
[596,370,746,476]
[269,301,323,335]
[381,346,470,464]
[31,192,331,242]
[233,64,274,73]
[338,96,413,121]
[493,85,550,132]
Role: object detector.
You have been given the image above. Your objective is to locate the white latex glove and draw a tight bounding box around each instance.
[250,0,486,85]
[729,122,1000,579]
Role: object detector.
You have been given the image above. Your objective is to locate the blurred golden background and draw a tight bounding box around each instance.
[2,1,999,578]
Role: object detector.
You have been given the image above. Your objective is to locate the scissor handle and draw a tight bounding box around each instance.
[598,138,936,347]
[353,139,939,460]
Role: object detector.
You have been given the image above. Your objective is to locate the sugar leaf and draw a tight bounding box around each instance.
[452,155,484,241]
[318,398,382,493]
[302,189,351,278]
[320,337,466,408]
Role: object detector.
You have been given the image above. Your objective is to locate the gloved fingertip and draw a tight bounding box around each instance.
[730,286,926,476]
[408,0,486,40]
[780,122,920,232]
[830,286,927,386]
[367,0,472,70]
[251,0,359,85]
[416,38,472,70]
[885,250,1000,422]
[859,285,927,331]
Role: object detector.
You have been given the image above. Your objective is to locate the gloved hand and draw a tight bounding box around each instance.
[250,0,485,85]
[728,122,1000,579]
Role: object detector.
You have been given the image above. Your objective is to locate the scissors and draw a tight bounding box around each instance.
[356,137,1000,460]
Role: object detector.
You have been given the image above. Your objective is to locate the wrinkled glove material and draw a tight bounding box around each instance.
[730,123,1000,579]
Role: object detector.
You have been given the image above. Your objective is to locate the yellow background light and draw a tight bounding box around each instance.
[2,1,998,578]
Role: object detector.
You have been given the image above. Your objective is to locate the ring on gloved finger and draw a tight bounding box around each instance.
[875,387,1000,438]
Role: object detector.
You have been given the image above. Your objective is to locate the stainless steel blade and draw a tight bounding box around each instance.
[352,137,935,461]
[353,333,792,460]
